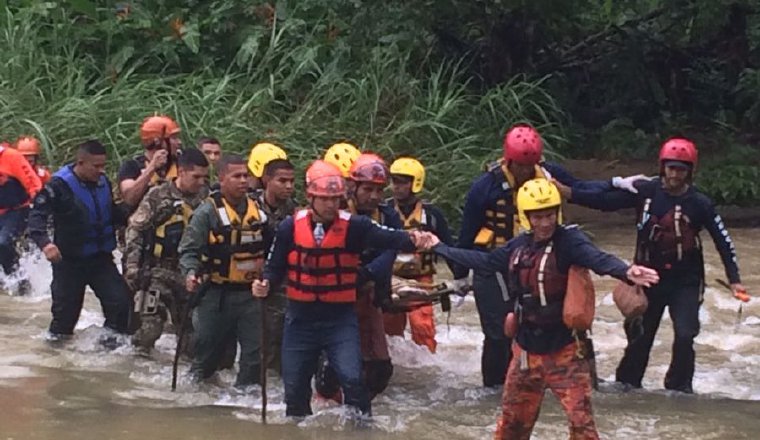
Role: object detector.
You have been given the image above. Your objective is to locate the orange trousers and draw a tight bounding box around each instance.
[383,275,437,353]
[494,342,599,440]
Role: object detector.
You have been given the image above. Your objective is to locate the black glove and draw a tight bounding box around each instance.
[373,288,392,310]
[357,266,372,286]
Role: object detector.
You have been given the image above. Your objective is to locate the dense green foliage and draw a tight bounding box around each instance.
[1,0,759,209]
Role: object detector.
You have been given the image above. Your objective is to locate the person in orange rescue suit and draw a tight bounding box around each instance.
[559,137,746,394]
[14,136,51,185]
[0,144,42,283]
[118,114,183,208]
[252,159,425,417]
[178,153,273,387]
[455,123,647,387]
[382,156,455,353]
[421,178,659,440]
[314,152,404,402]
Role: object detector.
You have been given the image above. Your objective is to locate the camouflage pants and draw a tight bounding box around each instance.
[494,342,599,440]
[131,272,192,355]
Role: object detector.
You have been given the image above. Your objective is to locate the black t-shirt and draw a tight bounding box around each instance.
[117,156,146,184]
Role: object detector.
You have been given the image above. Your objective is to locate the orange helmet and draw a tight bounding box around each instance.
[306,160,346,197]
[140,115,181,146]
[15,136,41,156]
[348,153,389,185]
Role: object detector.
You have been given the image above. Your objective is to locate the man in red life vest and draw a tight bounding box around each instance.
[0,144,42,284]
[252,160,424,417]
[14,136,51,185]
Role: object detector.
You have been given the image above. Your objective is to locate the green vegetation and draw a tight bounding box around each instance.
[1,1,759,213]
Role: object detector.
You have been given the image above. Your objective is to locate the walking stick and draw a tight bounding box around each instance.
[259,297,268,424]
[172,281,209,391]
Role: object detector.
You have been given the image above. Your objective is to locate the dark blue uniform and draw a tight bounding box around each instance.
[28,165,132,336]
[456,161,611,386]
[571,178,741,392]
[437,226,630,352]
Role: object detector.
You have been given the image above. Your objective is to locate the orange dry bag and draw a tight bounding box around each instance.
[612,281,648,318]
[562,265,596,331]
[503,312,518,338]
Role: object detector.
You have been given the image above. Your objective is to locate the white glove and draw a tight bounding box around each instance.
[448,278,471,295]
[611,174,653,194]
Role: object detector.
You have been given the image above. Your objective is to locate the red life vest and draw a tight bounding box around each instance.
[286,209,361,303]
[638,197,700,269]
[508,240,568,327]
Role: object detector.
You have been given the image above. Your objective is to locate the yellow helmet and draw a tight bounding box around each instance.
[390,157,425,193]
[324,142,361,177]
[516,178,562,231]
[248,142,287,178]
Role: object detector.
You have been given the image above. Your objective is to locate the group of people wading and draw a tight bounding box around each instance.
[0,117,748,439]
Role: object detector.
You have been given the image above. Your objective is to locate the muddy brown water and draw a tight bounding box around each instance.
[1,225,759,439]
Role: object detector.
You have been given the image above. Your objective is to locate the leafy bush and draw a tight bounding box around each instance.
[0,2,565,225]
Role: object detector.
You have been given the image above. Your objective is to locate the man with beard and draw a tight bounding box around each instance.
[559,137,746,393]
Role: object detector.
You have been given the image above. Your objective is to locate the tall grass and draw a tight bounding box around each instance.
[0,6,566,223]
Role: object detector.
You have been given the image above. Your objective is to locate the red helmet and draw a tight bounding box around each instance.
[503,125,543,165]
[349,153,389,185]
[306,160,346,197]
[659,138,698,168]
[15,136,41,156]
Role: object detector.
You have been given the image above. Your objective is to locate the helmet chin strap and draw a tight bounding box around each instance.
[309,197,330,222]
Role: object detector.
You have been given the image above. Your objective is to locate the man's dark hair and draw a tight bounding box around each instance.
[264,158,294,177]
[77,139,107,157]
[197,136,220,147]
[217,153,247,176]
[177,148,209,170]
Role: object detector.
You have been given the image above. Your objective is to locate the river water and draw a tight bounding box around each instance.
[1,225,759,439]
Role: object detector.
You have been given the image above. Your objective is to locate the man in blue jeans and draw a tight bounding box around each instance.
[252,160,422,417]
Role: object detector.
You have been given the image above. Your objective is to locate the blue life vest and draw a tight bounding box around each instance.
[54,165,116,257]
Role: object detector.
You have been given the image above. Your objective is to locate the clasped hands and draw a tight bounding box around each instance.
[408,230,440,251]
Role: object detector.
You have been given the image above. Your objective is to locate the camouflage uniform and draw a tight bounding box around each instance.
[256,191,297,373]
[124,180,207,352]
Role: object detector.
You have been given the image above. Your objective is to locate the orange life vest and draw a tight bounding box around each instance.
[0,146,42,214]
[286,209,361,303]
